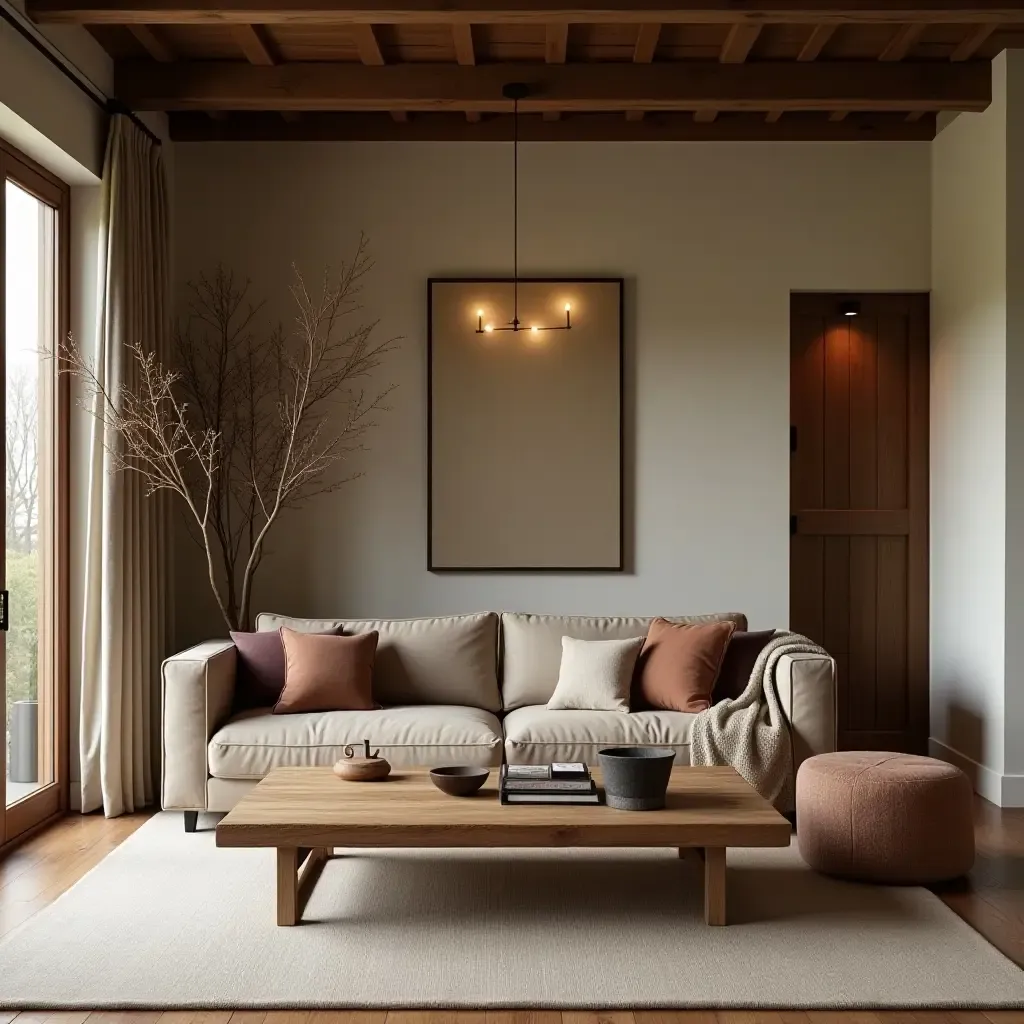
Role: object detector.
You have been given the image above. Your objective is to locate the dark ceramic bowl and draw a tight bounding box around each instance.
[598,746,676,811]
[429,765,490,797]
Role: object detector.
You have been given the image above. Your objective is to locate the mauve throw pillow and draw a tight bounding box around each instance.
[713,629,777,704]
[634,618,736,713]
[230,630,289,710]
[275,628,379,714]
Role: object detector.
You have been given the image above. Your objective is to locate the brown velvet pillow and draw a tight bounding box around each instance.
[274,628,379,714]
[713,629,776,704]
[634,618,736,713]
[231,627,341,710]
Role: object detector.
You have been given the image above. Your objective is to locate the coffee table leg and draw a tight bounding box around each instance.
[277,847,330,926]
[704,847,726,926]
[277,848,299,926]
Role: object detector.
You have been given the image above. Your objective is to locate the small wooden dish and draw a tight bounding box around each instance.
[429,766,489,797]
[333,740,391,782]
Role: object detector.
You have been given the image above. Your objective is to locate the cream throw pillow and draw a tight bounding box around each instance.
[547,635,645,713]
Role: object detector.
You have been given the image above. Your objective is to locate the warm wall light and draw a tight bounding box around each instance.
[839,300,861,318]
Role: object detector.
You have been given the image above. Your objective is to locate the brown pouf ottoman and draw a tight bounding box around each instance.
[796,751,975,884]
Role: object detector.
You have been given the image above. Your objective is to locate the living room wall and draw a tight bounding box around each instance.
[172,140,931,648]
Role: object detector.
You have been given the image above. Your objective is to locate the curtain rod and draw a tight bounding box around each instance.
[0,1,162,147]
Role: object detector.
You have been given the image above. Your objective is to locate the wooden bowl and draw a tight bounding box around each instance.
[429,766,490,797]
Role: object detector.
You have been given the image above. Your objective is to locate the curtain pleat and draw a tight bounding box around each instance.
[79,115,169,817]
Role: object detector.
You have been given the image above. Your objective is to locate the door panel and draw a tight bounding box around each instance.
[790,293,928,754]
[0,143,69,845]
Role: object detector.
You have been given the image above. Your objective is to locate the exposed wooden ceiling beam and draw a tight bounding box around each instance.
[797,23,835,60]
[878,22,926,60]
[624,109,644,121]
[465,109,481,121]
[545,23,567,63]
[350,23,384,64]
[28,1,1024,26]
[390,109,408,121]
[128,25,174,61]
[828,109,848,120]
[765,109,783,121]
[951,23,998,60]
[633,23,660,63]
[452,23,475,65]
[115,59,991,114]
[170,109,938,142]
[693,109,718,122]
[231,24,277,65]
[720,23,761,62]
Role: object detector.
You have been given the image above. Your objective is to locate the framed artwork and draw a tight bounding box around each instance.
[428,277,624,571]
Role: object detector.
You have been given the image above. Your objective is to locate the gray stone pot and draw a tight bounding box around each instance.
[598,746,676,811]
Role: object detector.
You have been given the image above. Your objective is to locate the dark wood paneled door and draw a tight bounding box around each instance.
[790,293,928,754]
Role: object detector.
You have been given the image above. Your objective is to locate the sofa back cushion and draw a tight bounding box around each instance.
[500,612,748,710]
[255,611,501,712]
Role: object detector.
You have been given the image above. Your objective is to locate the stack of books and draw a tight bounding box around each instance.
[499,762,600,805]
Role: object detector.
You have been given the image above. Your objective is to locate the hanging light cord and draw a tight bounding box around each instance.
[512,93,519,328]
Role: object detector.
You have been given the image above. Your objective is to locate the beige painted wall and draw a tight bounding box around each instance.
[930,51,1024,807]
[172,140,930,646]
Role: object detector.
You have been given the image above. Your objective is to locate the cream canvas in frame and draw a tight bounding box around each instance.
[429,278,623,571]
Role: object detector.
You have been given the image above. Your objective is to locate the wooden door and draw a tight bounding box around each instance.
[790,293,928,754]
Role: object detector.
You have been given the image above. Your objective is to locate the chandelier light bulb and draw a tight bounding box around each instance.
[531,326,539,333]
[477,309,484,317]
[484,324,494,332]
[565,303,571,311]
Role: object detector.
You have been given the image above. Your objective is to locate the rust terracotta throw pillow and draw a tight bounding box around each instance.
[634,618,736,713]
[275,628,379,714]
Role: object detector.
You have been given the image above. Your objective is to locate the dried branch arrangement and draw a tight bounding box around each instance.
[61,235,398,630]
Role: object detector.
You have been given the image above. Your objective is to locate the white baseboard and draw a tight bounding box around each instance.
[929,737,1024,807]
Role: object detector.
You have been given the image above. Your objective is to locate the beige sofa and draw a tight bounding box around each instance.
[161,610,836,830]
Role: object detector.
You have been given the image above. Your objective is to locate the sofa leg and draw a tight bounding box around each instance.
[184,811,199,833]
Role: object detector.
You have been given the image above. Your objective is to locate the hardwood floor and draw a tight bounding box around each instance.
[1,800,1024,1020]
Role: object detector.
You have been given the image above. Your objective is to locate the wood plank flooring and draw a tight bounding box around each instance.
[1,800,1024,1018]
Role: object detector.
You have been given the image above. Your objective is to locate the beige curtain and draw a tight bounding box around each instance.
[79,115,170,816]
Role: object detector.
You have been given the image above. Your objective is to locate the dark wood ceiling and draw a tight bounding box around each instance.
[25,2,1024,141]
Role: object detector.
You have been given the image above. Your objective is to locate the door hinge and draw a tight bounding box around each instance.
[790,425,798,453]
[790,514,798,536]
[0,590,10,631]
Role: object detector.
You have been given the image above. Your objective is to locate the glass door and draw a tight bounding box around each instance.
[1,143,69,846]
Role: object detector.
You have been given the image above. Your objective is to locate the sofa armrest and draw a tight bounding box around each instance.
[161,640,237,811]
[776,652,837,773]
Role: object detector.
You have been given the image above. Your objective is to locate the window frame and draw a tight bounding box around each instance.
[0,138,71,848]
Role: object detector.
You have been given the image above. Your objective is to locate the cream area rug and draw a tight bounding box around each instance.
[0,812,1022,1009]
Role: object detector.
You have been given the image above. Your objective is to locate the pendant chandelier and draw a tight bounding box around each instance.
[475,82,572,336]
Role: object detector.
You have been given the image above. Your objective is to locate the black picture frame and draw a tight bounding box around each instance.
[427,276,625,573]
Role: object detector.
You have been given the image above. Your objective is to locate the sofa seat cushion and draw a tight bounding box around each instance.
[502,704,696,765]
[208,705,503,779]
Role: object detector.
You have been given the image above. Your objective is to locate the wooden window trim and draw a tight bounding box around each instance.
[0,137,71,848]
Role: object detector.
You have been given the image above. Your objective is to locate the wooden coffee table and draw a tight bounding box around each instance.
[216,765,791,927]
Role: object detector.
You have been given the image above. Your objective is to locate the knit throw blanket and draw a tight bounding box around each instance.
[690,631,828,811]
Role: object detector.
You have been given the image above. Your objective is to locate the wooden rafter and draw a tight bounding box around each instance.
[765,109,782,121]
[797,24,835,61]
[545,23,568,63]
[633,23,660,63]
[350,23,384,65]
[452,23,475,65]
[128,25,174,61]
[28,1,1024,26]
[113,59,991,113]
[878,23,926,61]
[828,109,848,120]
[720,23,761,63]
[231,24,277,65]
[693,109,717,121]
[465,109,481,120]
[169,109,937,143]
[390,109,408,121]
[951,23,998,60]
[624,109,644,121]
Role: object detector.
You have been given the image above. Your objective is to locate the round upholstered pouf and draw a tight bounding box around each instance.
[796,752,975,884]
